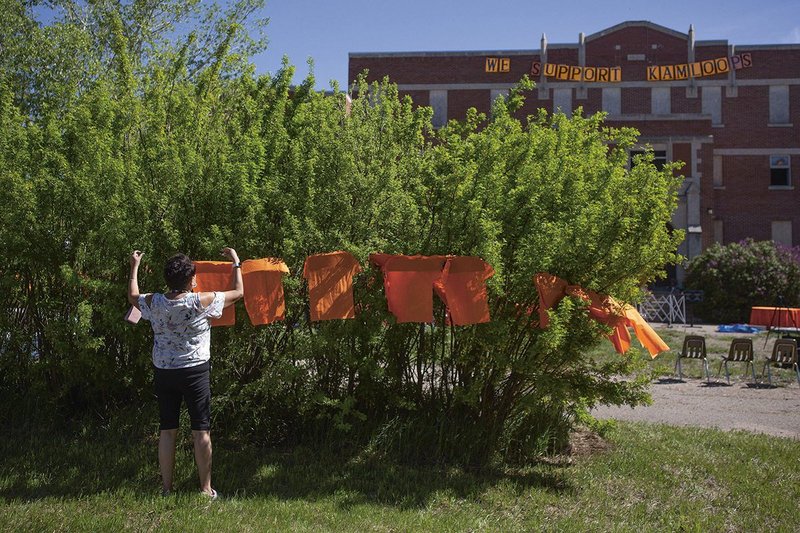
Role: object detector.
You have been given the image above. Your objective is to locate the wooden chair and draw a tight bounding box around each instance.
[760,338,799,386]
[717,338,756,385]
[675,335,710,382]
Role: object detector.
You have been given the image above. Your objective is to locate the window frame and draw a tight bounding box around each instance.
[769,154,791,188]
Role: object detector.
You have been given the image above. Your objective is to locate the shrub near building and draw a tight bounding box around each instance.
[686,239,800,324]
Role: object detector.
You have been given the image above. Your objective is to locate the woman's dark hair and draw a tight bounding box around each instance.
[164,254,196,291]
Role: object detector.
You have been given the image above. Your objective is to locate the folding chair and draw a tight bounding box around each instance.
[675,335,710,382]
[717,338,756,385]
[760,338,799,386]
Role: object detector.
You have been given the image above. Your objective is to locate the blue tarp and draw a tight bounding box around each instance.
[716,324,765,334]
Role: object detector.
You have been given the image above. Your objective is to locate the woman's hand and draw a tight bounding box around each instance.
[221,247,240,263]
[130,250,144,269]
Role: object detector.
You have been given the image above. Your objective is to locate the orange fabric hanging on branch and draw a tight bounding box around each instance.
[533,273,569,328]
[241,258,290,325]
[369,254,447,323]
[303,251,362,321]
[194,261,237,327]
[433,256,495,325]
[533,272,668,357]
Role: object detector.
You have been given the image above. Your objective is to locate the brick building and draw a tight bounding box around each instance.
[349,21,800,285]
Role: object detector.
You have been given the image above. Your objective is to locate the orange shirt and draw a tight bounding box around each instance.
[533,273,568,328]
[433,256,495,325]
[241,258,290,325]
[194,261,236,327]
[533,272,668,357]
[370,254,447,323]
[303,251,362,321]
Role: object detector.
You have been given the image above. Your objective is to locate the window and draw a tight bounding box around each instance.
[714,219,724,244]
[429,90,448,128]
[651,87,670,115]
[701,86,721,125]
[771,221,792,246]
[713,155,723,187]
[770,155,791,187]
[769,85,790,124]
[630,150,667,170]
[553,88,572,117]
[602,87,621,115]
[489,89,508,116]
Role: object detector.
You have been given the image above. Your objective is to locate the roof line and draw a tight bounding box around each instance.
[586,20,688,42]
[349,50,541,58]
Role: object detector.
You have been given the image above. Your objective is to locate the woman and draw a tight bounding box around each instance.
[127,247,243,498]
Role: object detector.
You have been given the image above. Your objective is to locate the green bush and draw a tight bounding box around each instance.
[685,239,800,324]
[0,0,681,464]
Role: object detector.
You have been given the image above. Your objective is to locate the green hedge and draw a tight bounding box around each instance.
[0,0,681,464]
[686,239,800,324]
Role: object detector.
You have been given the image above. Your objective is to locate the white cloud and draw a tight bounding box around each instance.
[785,26,800,44]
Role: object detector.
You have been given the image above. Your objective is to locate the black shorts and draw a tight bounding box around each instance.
[153,361,211,431]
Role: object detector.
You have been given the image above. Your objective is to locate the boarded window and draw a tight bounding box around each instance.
[602,88,621,115]
[553,88,572,117]
[769,85,790,124]
[713,155,723,187]
[430,90,448,128]
[771,221,793,246]
[701,86,722,125]
[714,219,724,244]
[651,87,671,115]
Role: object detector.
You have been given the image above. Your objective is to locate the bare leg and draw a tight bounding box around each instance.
[158,429,178,493]
[192,430,213,494]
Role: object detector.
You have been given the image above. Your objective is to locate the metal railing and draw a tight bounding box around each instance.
[638,292,686,325]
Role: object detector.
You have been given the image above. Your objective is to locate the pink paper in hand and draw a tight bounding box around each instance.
[124,305,141,324]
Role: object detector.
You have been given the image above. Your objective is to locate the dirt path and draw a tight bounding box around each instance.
[592,324,800,439]
[592,378,800,439]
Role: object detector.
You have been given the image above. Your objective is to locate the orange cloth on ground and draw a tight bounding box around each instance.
[370,254,447,323]
[194,261,236,327]
[433,256,495,325]
[241,258,290,325]
[303,251,362,321]
[533,272,669,357]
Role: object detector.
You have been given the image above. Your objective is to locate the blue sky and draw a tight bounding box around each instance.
[255,0,800,89]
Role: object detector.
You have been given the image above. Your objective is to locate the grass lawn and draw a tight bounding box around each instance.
[1,419,798,532]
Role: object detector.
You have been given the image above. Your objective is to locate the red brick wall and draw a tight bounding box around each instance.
[713,155,800,243]
[671,87,701,114]
[349,54,541,86]
[448,90,490,122]
[621,88,650,114]
[586,26,688,81]
[737,49,800,79]
[399,90,430,107]
[578,88,603,116]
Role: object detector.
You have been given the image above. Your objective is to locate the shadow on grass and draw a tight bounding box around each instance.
[0,422,572,510]
[217,444,571,510]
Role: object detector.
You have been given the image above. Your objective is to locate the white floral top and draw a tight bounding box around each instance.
[138,292,225,369]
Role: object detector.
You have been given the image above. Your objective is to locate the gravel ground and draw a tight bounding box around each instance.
[592,324,800,440]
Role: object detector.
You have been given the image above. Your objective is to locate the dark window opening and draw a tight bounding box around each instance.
[770,155,791,187]
[630,150,667,171]
[771,168,789,187]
